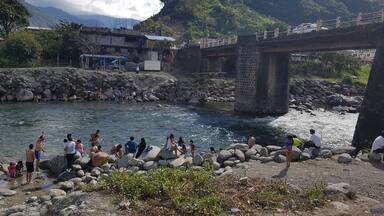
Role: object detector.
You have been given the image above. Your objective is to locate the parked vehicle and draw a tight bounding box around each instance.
[292,23,328,34]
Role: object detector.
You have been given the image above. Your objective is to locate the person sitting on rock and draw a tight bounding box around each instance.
[76,139,85,156]
[177,137,185,147]
[190,140,196,158]
[91,143,99,154]
[248,135,256,148]
[292,135,303,149]
[8,161,17,178]
[111,144,123,159]
[136,138,147,158]
[166,134,179,156]
[371,130,384,154]
[125,136,137,155]
[90,130,101,146]
[302,129,321,149]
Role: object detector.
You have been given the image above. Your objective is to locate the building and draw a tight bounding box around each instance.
[79,27,176,71]
[339,49,376,64]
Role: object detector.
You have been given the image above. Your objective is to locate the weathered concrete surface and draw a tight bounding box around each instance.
[353,37,384,149]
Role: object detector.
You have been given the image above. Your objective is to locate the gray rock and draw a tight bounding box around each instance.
[100,163,111,173]
[89,180,98,185]
[91,168,101,177]
[127,154,145,167]
[192,154,204,166]
[40,195,52,202]
[252,144,263,153]
[127,166,140,172]
[168,156,187,168]
[249,154,260,160]
[73,157,90,169]
[49,189,66,198]
[325,183,355,199]
[266,145,282,152]
[143,161,158,171]
[5,205,26,215]
[338,153,352,164]
[138,146,161,162]
[274,154,287,163]
[227,157,237,162]
[158,148,178,160]
[26,196,38,203]
[259,156,274,163]
[223,160,235,167]
[224,166,232,172]
[59,205,78,216]
[118,201,131,210]
[300,152,311,161]
[57,171,77,182]
[0,188,16,197]
[16,89,34,101]
[229,143,249,152]
[331,146,356,155]
[214,168,224,175]
[245,148,257,159]
[76,170,85,178]
[234,149,246,162]
[58,181,75,191]
[221,169,233,176]
[331,201,350,212]
[158,160,169,166]
[69,177,83,184]
[71,164,82,171]
[369,153,383,163]
[213,162,221,170]
[259,147,269,157]
[218,150,232,162]
[39,155,67,176]
[319,149,333,159]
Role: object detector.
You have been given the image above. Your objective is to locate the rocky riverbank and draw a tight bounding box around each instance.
[1,142,383,215]
[0,68,365,113]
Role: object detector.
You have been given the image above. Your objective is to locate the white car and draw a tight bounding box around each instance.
[292,23,328,34]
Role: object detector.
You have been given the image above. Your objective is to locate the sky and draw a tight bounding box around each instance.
[25,0,164,20]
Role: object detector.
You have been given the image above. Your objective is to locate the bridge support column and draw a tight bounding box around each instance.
[235,35,289,115]
[353,38,384,149]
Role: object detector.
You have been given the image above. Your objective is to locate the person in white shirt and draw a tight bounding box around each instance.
[371,131,384,154]
[303,129,321,149]
[64,136,76,170]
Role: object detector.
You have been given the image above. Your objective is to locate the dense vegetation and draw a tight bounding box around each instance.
[91,166,327,215]
[0,0,30,38]
[135,0,383,40]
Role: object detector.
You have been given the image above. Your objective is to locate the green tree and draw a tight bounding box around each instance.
[0,0,30,38]
[2,31,42,67]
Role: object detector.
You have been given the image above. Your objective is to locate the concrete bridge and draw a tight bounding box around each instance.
[176,10,384,149]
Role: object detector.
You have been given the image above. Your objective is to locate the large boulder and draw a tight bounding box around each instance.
[338,153,352,164]
[331,146,356,155]
[245,148,257,159]
[16,89,34,101]
[218,150,232,162]
[168,156,187,168]
[158,148,178,160]
[39,156,67,176]
[138,146,161,162]
[229,143,249,152]
[192,154,204,166]
[143,161,158,171]
[234,149,245,162]
[74,156,90,169]
[127,154,145,167]
[91,152,111,167]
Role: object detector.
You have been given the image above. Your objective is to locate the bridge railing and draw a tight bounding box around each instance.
[201,8,384,48]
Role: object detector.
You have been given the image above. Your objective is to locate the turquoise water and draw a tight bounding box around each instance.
[0,102,358,161]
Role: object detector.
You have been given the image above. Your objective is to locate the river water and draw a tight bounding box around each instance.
[0,102,358,161]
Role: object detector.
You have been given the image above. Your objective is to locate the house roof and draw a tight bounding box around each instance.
[144,35,176,42]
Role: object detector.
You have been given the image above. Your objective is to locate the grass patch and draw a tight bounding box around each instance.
[96,168,327,215]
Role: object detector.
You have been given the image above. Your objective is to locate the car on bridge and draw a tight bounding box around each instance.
[292,23,328,34]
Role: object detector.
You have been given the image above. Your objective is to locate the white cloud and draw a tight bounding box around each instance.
[25,0,163,20]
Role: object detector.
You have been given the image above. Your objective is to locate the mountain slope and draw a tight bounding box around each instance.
[136,0,384,39]
[23,1,140,28]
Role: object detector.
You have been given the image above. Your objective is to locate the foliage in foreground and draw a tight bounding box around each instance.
[96,167,327,215]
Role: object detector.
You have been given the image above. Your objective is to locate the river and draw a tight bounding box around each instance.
[0,102,358,161]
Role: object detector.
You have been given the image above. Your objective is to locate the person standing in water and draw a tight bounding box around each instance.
[34,132,45,172]
[136,138,147,158]
[64,138,76,171]
[90,130,101,146]
[25,144,35,184]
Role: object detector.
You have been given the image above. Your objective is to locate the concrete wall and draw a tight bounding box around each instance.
[173,46,202,74]
[353,36,384,149]
[235,35,289,115]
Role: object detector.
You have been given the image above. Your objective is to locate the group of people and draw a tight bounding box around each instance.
[166,134,196,157]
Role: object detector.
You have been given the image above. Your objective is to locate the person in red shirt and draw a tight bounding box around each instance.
[190,140,196,158]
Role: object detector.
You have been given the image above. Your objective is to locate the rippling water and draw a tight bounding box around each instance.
[0,102,358,161]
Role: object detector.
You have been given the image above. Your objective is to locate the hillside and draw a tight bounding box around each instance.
[135,0,384,40]
[22,1,140,28]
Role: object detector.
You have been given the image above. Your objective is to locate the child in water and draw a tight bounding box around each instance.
[8,161,17,178]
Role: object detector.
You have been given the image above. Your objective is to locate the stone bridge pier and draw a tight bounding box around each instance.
[235,35,289,115]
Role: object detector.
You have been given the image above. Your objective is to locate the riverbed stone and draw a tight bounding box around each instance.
[259,156,274,163]
[214,168,225,175]
[369,153,383,163]
[4,205,26,215]
[192,154,204,166]
[234,149,245,162]
[91,152,111,167]
[325,183,355,200]
[76,170,85,178]
[71,164,82,171]
[259,147,269,157]
[58,181,75,191]
[143,161,158,171]
[213,162,221,170]
[218,150,232,162]
[16,89,34,101]
[40,195,52,202]
[74,156,90,169]
[158,160,168,166]
[252,144,264,153]
[245,148,257,159]
[274,155,287,163]
[266,145,282,152]
[0,188,16,197]
[158,148,178,160]
[168,156,187,168]
[223,160,235,167]
[138,146,161,162]
[319,149,333,159]
[229,143,249,152]
[49,189,67,198]
[331,146,356,155]
[300,152,311,161]
[338,153,353,164]
[91,168,101,177]
[57,171,77,182]
[370,204,384,214]
[40,155,67,176]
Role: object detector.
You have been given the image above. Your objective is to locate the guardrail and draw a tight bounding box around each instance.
[200,9,384,49]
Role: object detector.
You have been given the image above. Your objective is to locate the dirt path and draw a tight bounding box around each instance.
[232,156,384,201]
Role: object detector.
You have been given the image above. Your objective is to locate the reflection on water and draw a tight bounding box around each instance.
[0,102,358,161]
